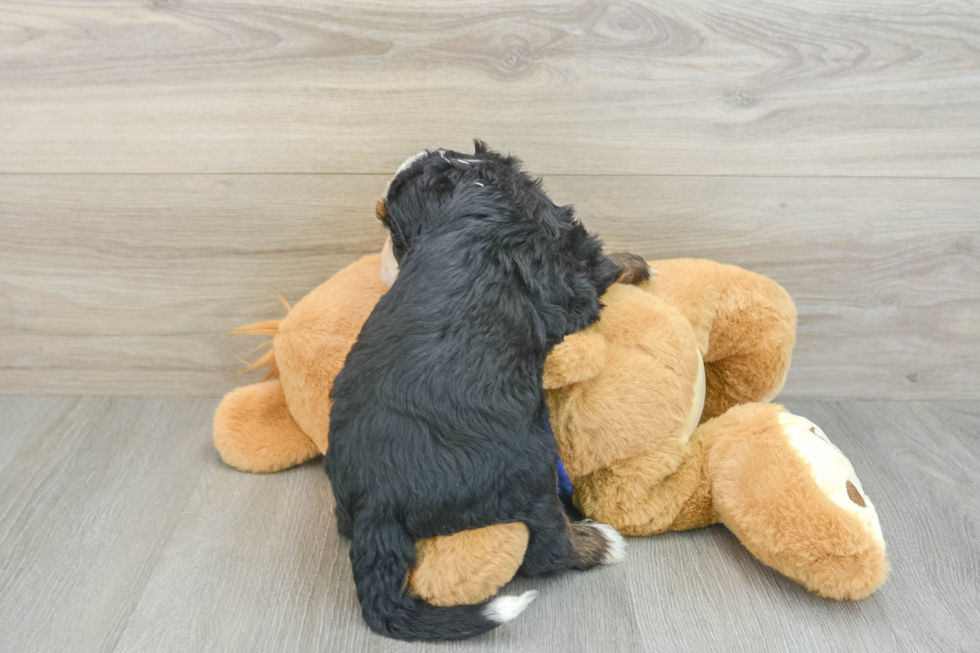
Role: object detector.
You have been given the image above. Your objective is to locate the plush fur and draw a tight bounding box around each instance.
[215,207,888,614]
[322,143,624,641]
[213,379,317,473]
[542,263,886,600]
[214,253,888,605]
[409,522,530,607]
[638,259,797,420]
[702,403,889,600]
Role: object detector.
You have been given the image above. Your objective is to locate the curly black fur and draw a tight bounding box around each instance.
[324,141,621,641]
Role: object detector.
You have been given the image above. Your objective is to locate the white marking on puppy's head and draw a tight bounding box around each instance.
[379,148,487,287]
[384,150,431,199]
[394,150,429,177]
[483,590,538,624]
[385,149,485,198]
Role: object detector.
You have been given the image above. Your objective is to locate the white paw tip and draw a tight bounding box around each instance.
[484,590,538,624]
[594,523,627,564]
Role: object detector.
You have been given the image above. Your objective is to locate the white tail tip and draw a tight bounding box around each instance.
[483,590,538,624]
[594,523,627,564]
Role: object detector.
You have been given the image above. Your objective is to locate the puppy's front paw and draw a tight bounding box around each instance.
[608,252,653,285]
[569,521,627,569]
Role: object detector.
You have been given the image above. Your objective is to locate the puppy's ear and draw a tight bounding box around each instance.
[561,263,617,336]
[556,208,619,335]
[514,205,618,345]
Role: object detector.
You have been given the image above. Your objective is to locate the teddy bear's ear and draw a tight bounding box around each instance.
[543,329,607,389]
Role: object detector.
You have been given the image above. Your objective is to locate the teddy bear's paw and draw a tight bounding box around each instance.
[483,590,538,624]
[778,412,884,549]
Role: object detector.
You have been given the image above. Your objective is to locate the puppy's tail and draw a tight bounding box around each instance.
[350,517,537,641]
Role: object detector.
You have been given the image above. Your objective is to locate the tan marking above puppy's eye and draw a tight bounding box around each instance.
[376,198,387,220]
[846,480,867,507]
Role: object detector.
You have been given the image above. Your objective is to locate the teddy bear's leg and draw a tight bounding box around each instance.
[705,402,888,600]
[572,431,717,536]
[213,379,321,473]
[573,436,718,537]
[644,260,797,420]
[408,523,529,606]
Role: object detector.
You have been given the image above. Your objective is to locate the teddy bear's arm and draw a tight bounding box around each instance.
[645,259,797,420]
[542,329,607,389]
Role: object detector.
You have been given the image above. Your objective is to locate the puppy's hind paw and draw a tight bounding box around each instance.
[569,521,627,569]
[593,523,627,564]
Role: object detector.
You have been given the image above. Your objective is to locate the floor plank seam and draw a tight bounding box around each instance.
[98,443,213,653]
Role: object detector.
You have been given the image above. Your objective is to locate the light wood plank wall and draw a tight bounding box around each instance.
[1,1,978,398]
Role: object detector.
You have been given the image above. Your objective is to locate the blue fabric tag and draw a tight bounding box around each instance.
[556,458,574,503]
[543,420,574,503]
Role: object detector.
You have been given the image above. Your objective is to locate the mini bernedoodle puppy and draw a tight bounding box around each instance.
[325,141,644,641]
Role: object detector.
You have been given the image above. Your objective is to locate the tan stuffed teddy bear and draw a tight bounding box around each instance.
[214,252,887,606]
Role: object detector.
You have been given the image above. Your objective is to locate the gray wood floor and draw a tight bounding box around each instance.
[1,396,977,652]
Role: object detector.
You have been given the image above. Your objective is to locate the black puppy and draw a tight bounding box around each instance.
[325,142,627,641]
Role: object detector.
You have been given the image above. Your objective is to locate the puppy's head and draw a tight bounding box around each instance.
[377,141,507,269]
[377,140,618,342]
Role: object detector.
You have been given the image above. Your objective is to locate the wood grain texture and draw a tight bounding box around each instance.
[1,0,979,175]
[0,174,389,395]
[0,397,977,651]
[2,174,977,398]
[0,396,215,653]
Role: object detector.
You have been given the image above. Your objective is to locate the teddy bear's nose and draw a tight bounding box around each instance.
[846,480,867,507]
